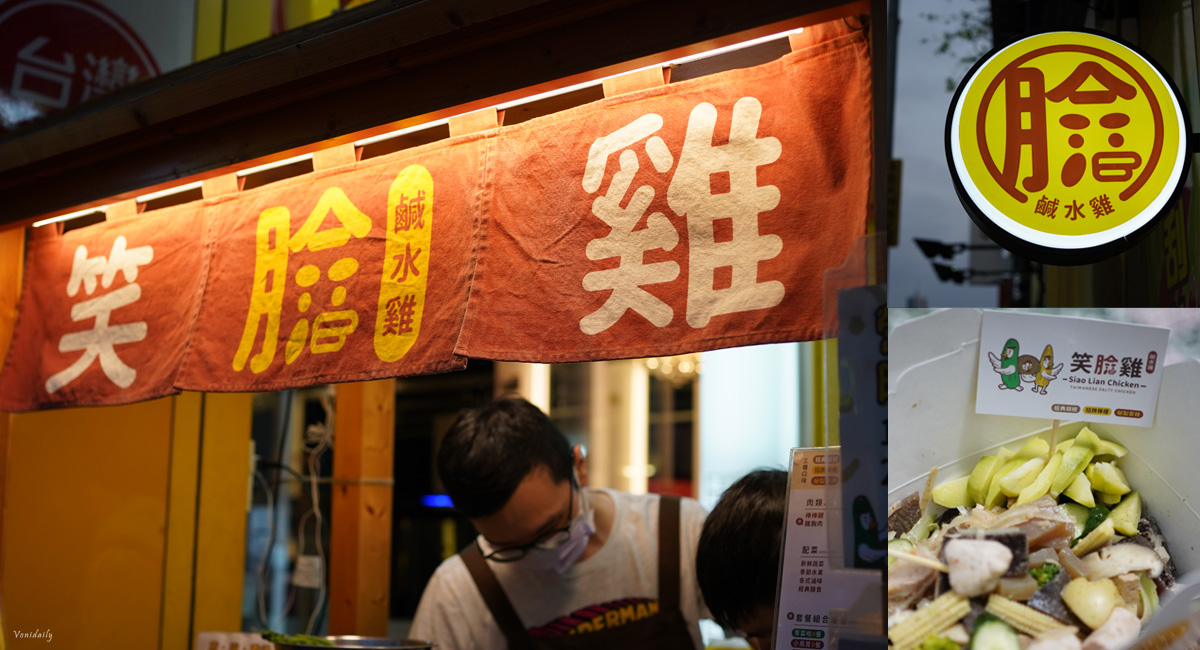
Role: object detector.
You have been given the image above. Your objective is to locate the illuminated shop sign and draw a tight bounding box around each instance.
[947,30,1191,264]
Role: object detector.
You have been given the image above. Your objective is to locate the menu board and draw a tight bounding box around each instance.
[774,449,881,650]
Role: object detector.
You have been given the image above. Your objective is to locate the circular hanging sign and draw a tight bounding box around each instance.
[946,30,1191,265]
[0,0,159,124]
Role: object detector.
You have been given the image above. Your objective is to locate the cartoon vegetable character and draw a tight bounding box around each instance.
[1033,344,1063,395]
[854,495,886,567]
[988,338,1023,391]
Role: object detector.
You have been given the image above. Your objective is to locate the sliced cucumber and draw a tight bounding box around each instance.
[969,613,1020,650]
[1139,573,1159,622]
[1060,502,1090,540]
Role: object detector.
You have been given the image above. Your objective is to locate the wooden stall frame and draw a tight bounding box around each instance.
[330,379,396,636]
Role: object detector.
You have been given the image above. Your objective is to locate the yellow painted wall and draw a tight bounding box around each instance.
[2,398,175,649]
[224,0,273,51]
[161,392,203,650]
[195,0,344,62]
[300,0,342,27]
[192,393,254,636]
[194,0,224,61]
[0,390,253,650]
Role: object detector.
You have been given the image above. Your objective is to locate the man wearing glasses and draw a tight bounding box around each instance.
[411,396,710,649]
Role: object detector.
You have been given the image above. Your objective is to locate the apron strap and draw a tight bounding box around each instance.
[657,495,681,612]
[460,542,532,649]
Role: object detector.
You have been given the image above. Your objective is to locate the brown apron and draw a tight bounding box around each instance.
[460,495,696,650]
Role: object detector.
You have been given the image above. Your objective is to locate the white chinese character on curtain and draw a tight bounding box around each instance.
[46,236,153,394]
[579,114,679,334]
[579,97,783,334]
[668,97,783,328]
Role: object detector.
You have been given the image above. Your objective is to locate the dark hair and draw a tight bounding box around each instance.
[696,469,788,631]
[436,396,573,519]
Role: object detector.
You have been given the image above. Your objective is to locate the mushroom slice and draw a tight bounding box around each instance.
[1081,545,1163,581]
[890,492,922,534]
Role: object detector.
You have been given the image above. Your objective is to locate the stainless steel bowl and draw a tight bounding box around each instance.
[270,636,435,649]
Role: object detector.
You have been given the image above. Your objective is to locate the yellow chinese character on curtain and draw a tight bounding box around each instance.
[234,187,371,373]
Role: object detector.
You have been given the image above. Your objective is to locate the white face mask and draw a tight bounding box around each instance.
[517,486,596,575]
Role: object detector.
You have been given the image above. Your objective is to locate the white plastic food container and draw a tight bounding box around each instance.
[889,309,1200,637]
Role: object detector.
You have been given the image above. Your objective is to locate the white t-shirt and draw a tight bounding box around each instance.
[410,488,710,650]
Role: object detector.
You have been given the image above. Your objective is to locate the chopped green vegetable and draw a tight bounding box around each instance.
[1059,502,1090,540]
[1078,505,1110,540]
[261,631,335,646]
[933,475,973,509]
[1062,576,1121,629]
[901,512,940,544]
[919,635,961,650]
[1029,563,1061,588]
[1109,492,1141,536]
[1139,573,1159,623]
[889,538,915,568]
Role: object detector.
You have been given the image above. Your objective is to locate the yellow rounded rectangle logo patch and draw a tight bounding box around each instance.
[375,164,432,362]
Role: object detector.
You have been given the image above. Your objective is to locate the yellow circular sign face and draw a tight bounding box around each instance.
[948,31,1189,263]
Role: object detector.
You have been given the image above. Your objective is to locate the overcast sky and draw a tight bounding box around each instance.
[888,0,1001,307]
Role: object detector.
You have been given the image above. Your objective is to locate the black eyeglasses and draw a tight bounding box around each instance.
[477,477,576,562]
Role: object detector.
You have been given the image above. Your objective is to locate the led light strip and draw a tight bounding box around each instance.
[35,27,803,229]
[234,152,314,177]
[135,180,203,203]
[32,206,109,228]
[360,27,805,146]
[354,118,452,148]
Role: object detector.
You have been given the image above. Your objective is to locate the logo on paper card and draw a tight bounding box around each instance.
[975,311,1168,427]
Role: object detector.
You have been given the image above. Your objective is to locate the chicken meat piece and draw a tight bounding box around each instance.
[1081,606,1140,650]
[944,538,1013,597]
[1028,628,1083,650]
[888,546,939,610]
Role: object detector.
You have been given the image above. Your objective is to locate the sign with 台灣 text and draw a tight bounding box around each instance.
[975,310,1169,426]
[0,0,200,133]
[947,31,1191,265]
[0,22,872,411]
